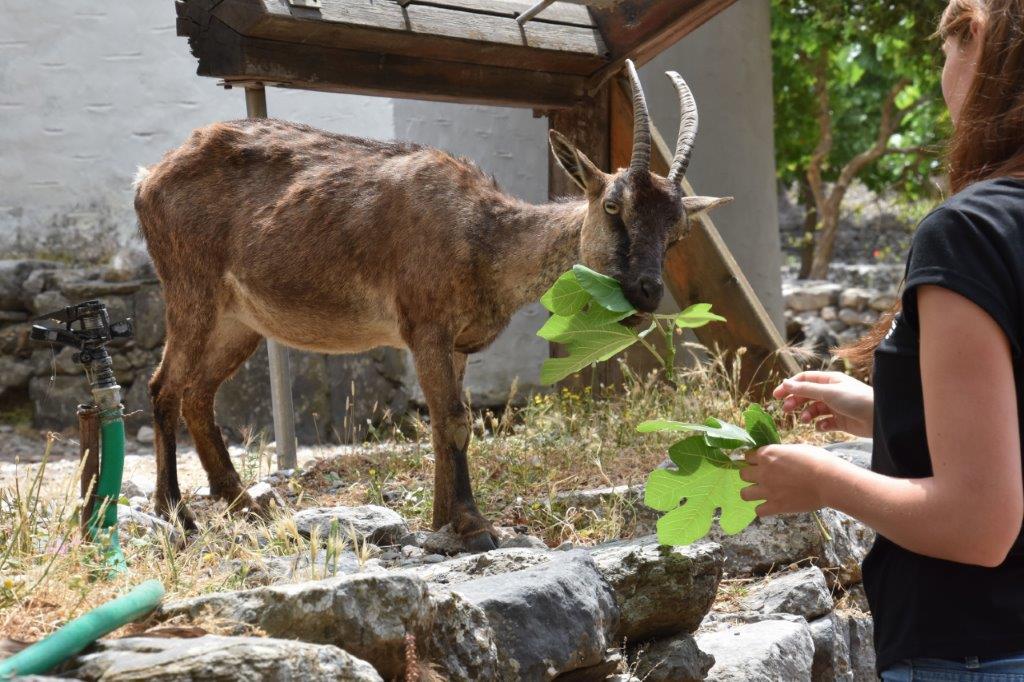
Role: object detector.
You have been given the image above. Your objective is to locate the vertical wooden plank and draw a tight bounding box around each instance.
[547,84,619,391]
[610,77,799,398]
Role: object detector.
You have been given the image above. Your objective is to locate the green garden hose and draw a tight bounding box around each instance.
[0,579,164,679]
[89,406,127,574]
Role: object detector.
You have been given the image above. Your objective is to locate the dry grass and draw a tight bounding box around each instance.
[0,344,849,642]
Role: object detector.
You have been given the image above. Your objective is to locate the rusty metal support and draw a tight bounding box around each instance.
[78,404,100,536]
[244,84,298,471]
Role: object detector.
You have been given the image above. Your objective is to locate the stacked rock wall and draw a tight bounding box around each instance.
[782,263,903,358]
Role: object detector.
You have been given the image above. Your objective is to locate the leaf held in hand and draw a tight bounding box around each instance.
[743,403,781,447]
[644,462,760,546]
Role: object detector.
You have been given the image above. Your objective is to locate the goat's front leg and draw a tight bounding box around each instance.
[410,332,498,552]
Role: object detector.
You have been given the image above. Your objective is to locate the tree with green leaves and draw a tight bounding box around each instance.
[773,0,950,279]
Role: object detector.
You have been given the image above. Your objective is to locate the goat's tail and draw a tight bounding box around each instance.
[132,165,151,192]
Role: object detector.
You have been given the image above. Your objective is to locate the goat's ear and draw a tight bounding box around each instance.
[549,130,603,194]
[682,195,733,220]
[672,196,733,242]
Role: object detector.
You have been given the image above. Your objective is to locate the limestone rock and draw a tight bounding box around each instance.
[846,612,876,681]
[810,612,853,682]
[632,635,714,682]
[499,532,548,550]
[30,290,71,317]
[132,284,165,350]
[28,375,85,429]
[135,426,154,444]
[739,566,834,621]
[158,572,431,680]
[406,547,552,586]
[427,590,509,681]
[450,551,619,681]
[246,481,285,512]
[421,523,472,556]
[0,355,33,389]
[869,293,897,312]
[697,619,815,682]
[707,508,873,586]
[0,259,61,310]
[589,536,723,641]
[784,282,842,312]
[117,505,179,542]
[292,505,409,546]
[839,288,873,311]
[65,635,382,681]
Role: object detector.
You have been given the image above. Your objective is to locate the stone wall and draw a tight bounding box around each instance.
[0,255,408,443]
[782,263,903,359]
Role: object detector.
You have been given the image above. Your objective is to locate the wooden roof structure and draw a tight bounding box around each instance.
[175,0,735,108]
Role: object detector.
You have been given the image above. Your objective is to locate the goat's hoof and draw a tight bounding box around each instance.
[462,528,499,553]
[157,502,198,536]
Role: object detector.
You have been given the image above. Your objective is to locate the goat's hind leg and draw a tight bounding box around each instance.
[181,319,264,517]
[150,328,198,533]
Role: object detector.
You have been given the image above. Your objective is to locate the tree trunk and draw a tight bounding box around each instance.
[797,179,817,279]
[808,202,841,280]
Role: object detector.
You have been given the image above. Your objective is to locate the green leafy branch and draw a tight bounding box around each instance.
[537,265,725,385]
[639,404,779,546]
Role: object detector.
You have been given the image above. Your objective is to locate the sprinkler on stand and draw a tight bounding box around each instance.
[31,300,133,574]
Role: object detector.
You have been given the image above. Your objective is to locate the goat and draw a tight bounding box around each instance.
[133,61,730,551]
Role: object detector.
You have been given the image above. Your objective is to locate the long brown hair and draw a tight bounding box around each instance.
[837,0,1024,373]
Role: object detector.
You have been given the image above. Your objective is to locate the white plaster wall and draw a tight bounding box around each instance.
[392,102,552,403]
[0,0,394,259]
[642,0,785,332]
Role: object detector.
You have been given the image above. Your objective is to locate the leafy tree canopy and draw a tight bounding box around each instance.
[773,0,951,204]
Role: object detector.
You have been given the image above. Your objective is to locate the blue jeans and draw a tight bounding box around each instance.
[882,652,1024,680]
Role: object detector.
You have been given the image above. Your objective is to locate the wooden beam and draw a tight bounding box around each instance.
[193,18,589,109]
[611,77,799,397]
[588,0,735,93]
[212,0,608,77]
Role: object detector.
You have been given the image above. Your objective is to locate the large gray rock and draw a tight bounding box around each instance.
[784,281,843,312]
[29,375,86,429]
[589,536,723,641]
[132,284,165,350]
[739,566,834,620]
[632,635,714,682]
[158,571,432,680]
[697,619,815,682]
[707,508,874,586]
[427,590,508,681]
[326,348,410,442]
[845,612,876,682]
[810,612,853,682]
[553,484,657,535]
[65,635,382,681]
[824,439,872,470]
[450,551,619,681]
[0,259,61,310]
[0,355,33,389]
[407,547,552,586]
[292,505,409,546]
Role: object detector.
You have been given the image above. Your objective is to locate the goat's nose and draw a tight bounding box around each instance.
[638,275,663,308]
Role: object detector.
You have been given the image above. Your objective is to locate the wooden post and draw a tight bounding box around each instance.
[547,84,623,391]
[243,84,298,470]
[78,404,100,536]
[610,77,800,398]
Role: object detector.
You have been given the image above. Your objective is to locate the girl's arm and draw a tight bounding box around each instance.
[743,284,1022,567]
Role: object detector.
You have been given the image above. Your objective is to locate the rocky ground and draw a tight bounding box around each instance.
[3,439,877,681]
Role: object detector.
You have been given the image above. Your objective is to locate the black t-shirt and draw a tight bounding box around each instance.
[866,177,1024,672]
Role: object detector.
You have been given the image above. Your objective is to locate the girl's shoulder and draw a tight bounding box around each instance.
[916,177,1024,245]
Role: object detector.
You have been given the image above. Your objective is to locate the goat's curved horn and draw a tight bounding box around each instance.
[665,71,698,184]
[625,59,651,173]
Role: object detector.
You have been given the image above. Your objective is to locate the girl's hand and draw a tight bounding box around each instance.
[739,444,840,516]
[773,371,875,438]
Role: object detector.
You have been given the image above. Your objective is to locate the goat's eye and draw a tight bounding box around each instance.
[604,201,620,215]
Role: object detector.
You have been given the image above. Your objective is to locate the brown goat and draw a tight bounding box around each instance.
[134,61,729,550]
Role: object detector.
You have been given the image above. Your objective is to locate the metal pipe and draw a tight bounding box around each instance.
[244,85,298,470]
[516,0,555,25]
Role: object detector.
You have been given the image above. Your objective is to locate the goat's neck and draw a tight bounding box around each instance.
[491,198,588,313]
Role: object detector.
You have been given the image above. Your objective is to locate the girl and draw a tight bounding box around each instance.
[744,1,1024,678]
